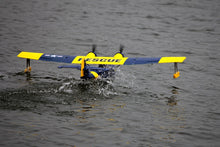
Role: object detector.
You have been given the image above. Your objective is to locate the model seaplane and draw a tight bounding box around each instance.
[17,45,186,80]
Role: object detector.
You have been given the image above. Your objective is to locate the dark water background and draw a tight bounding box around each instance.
[0,0,220,146]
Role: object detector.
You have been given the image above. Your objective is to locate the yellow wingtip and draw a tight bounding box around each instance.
[159,57,186,63]
[17,52,44,60]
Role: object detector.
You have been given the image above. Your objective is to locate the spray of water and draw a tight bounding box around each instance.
[58,68,137,97]
[114,68,137,88]
[58,78,117,97]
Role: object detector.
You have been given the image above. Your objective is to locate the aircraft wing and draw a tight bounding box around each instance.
[124,57,186,65]
[17,52,76,63]
[17,51,186,65]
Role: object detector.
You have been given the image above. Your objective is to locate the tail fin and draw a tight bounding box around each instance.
[81,58,85,77]
[80,58,99,79]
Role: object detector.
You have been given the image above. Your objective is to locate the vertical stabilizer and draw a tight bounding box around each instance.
[81,58,85,77]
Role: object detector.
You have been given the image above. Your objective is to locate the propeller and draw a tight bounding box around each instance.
[119,44,124,53]
[92,44,96,53]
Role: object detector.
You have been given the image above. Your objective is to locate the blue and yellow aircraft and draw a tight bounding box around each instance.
[17,45,186,80]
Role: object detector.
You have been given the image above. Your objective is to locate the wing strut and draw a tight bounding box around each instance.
[24,59,31,73]
[173,63,180,79]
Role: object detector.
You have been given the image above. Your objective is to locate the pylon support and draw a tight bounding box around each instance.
[24,59,31,73]
[173,62,180,78]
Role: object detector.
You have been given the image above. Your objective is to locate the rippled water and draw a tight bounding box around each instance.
[0,0,220,146]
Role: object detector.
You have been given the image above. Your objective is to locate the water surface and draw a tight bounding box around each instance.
[0,0,220,146]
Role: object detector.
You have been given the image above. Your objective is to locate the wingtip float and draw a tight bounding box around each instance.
[17,45,186,80]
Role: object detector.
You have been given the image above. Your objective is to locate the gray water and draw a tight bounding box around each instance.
[0,0,220,146]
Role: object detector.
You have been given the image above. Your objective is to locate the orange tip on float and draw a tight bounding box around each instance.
[173,71,180,79]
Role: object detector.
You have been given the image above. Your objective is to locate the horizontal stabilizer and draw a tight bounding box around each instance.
[58,65,81,70]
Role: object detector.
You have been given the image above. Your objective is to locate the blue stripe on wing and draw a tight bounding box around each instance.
[39,54,76,63]
[124,57,161,65]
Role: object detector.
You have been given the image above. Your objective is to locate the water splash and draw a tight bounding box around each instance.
[114,68,137,88]
[58,78,118,97]
[58,68,138,97]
